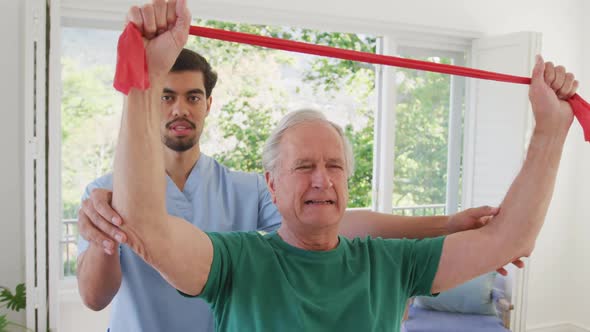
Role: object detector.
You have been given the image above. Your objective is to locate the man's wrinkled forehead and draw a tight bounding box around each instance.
[291,157,345,168]
[279,129,345,164]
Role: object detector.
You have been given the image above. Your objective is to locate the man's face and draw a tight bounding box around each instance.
[160,71,212,152]
[267,121,349,230]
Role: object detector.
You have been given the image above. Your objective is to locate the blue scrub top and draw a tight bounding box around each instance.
[77,154,282,332]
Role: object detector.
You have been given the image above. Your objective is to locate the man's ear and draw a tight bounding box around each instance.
[265,171,277,204]
[205,96,213,116]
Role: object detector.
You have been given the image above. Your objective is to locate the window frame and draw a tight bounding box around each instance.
[49,0,478,305]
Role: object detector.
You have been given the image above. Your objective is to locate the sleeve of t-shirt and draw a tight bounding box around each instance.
[397,236,445,298]
[255,174,282,233]
[76,174,114,256]
[181,232,244,308]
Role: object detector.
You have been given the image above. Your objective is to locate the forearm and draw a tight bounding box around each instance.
[489,132,565,254]
[112,82,168,262]
[340,210,449,239]
[76,245,121,311]
[433,132,566,292]
[112,83,212,295]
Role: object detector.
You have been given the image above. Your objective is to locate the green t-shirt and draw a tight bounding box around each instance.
[186,231,444,332]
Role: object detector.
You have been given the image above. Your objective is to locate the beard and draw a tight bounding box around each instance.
[162,134,198,152]
[162,118,199,152]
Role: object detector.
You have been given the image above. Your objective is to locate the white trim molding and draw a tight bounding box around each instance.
[24,0,49,330]
[60,0,479,52]
[48,0,63,331]
[528,322,590,332]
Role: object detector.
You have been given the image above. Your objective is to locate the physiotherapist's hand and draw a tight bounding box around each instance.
[446,206,524,276]
[446,205,499,234]
[496,259,525,276]
[78,188,127,255]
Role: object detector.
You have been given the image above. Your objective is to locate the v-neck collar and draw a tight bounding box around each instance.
[165,154,211,200]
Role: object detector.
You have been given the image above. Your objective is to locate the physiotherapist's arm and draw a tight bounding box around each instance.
[111,1,212,297]
[431,58,576,294]
[76,243,121,310]
[77,186,125,311]
[339,206,496,239]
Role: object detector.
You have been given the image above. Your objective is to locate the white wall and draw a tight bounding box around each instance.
[570,0,590,329]
[0,0,25,326]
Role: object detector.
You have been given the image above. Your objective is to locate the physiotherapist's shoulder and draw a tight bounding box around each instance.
[207,155,265,189]
[82,173,113,200]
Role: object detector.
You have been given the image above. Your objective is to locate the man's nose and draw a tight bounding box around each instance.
[311,167,333,189]
[171,99,190,117]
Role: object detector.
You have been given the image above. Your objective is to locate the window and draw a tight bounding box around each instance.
[61,27,121,278]
[58,20,465,280]
[391,50,465,216]
[60,20,382,278]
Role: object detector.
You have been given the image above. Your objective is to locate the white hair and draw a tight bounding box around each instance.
[262,109,355,177]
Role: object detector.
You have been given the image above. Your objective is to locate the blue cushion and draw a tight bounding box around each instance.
[402,306,509,332]
[413,273,497,315]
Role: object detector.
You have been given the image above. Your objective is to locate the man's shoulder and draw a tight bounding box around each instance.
[206,231,271,253]
[346,236,445,253]
[207,230,267,242]
[206,156,264,186]
[85,173,114,192]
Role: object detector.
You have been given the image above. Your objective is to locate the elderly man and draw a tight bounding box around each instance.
[111,0,577,331]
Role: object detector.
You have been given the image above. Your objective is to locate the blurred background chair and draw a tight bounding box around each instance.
[402,272,513,332]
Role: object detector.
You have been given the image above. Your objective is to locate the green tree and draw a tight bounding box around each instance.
[393,61,451,206]
[193,20,379,208]
[61,58,120,219]
[213,100,276,172]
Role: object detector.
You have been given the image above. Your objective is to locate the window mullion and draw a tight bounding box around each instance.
[374,36,397,214]
[445,56,465,215]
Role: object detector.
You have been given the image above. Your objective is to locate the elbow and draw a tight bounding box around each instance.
[78,285,112,311]
[519,240,535,259]
[122,214,169,266]
[124,210,162,229]
[77,271,120,311]
[81,296,109,312]
[76,255,120,311]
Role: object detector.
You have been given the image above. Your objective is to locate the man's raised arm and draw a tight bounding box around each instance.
[112,0,212,296]
[431,57,577,293]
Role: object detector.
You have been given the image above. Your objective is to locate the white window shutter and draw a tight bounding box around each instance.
[462,31,542,332]
[463,32,541,208]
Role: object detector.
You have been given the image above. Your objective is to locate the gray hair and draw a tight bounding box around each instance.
[262,109,355,177]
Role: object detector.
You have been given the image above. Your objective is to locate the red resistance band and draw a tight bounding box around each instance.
[114,24,590,141]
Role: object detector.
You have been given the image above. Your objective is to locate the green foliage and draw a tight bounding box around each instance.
[0,314,7,331]
[0,284,25,312]
[61,59,118,141]
[345,119,374,208]
[300,32,377,93]
[199,20,379,208]
[63,258,78,278]
[393,60,451,206]
[61,58,120,219]
[0,283,31,332]
[213,100,277,173]
[186,19,295,68]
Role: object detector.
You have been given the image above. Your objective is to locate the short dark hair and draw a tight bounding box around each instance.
[170,48,218,98]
